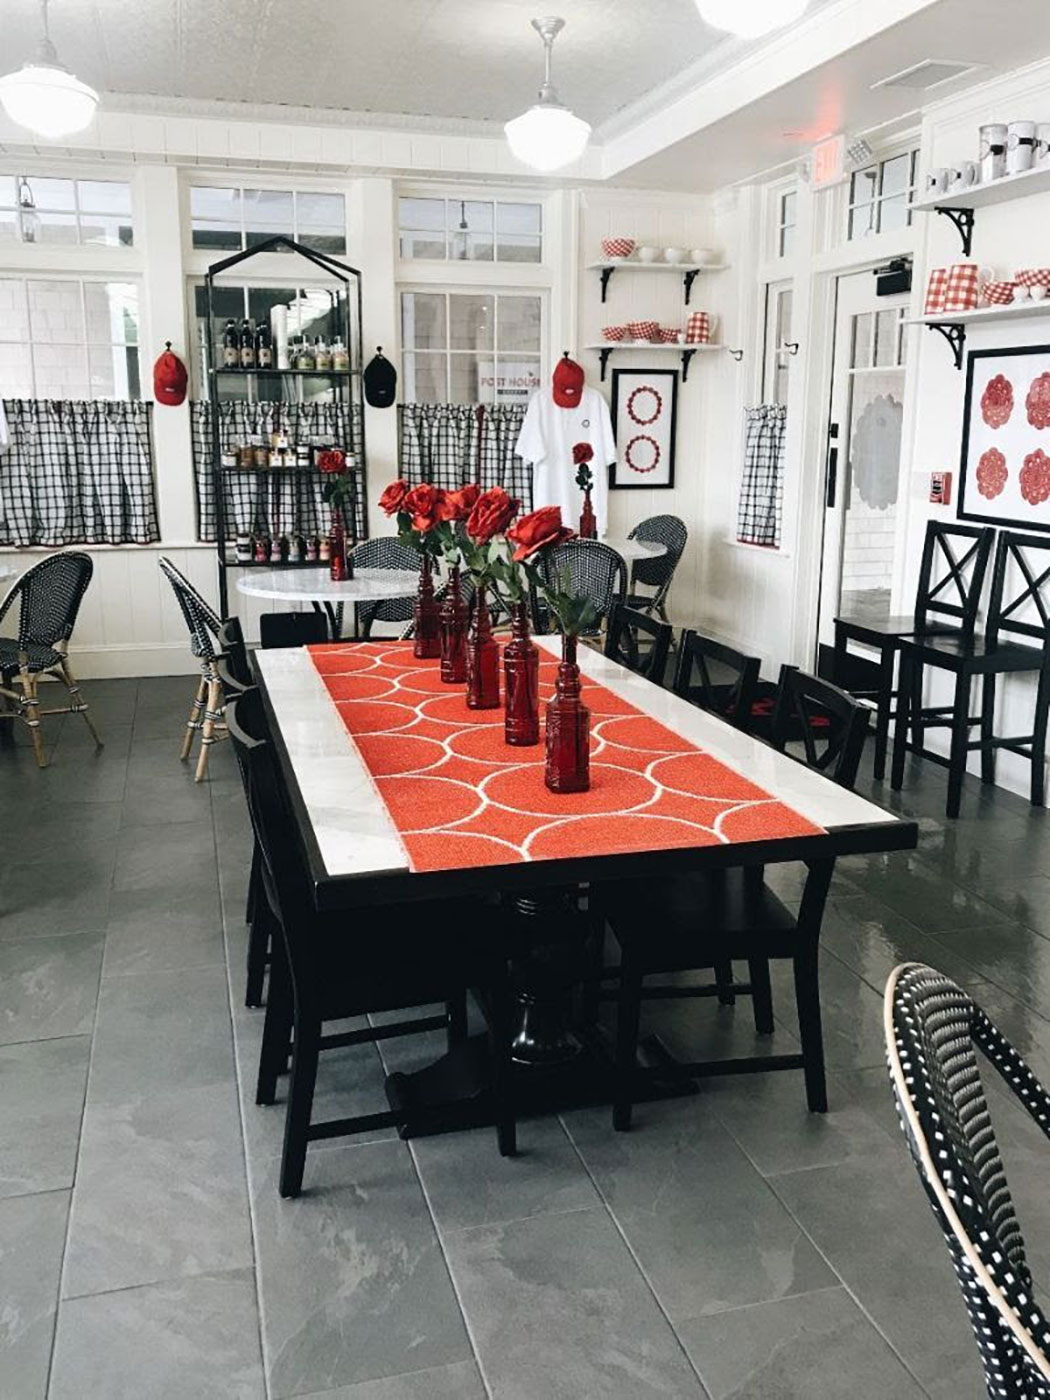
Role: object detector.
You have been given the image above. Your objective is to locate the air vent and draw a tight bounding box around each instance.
[871,60,980,92]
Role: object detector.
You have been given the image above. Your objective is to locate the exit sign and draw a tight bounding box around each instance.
[812,135,845,188]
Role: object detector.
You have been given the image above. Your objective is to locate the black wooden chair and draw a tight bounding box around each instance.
[259,611,329,649]
[891,529,1050,819]
[834,521,994,781]
[626,515,688,623]
[350,536,418,638]
[0,552,101,767]
[672,629,761,730]
[600,666,869,1130]
[531,539,627,638]
[217,616,251,688]
[885,963,1050,1399]
[604,604,672,683]
[159,556,224,781]
[227,690,517,1196]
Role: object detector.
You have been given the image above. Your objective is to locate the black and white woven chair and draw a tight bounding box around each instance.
[350,537,418,639]
[158,556,224,782]
[627,515,688,622]
[0,552,101,767]
[885,963,1050,1399]
[532,540,627,639]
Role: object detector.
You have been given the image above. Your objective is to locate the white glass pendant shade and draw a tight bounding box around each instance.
[0,62,98,138]
[505,103,591,173]
[695,0,809,38]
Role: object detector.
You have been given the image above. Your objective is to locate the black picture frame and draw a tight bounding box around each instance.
[610,367,679,490]
[958,342,1050,535]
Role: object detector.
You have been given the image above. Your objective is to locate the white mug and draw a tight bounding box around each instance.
[950,160,979,190]
[1037,123,1050,168]
[926,167,950,196]
[1008,120,1037,175]
[979,123,1008,182]
[1032,285,1048,302]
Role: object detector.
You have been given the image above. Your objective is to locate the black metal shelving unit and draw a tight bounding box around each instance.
[204,236,366,616]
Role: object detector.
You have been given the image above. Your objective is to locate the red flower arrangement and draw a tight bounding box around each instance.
[1027,373,1050,430]
[316,448,347,474]
[466,487,518,544]
[976,448,1008,500]
[444,484,481,520]
[1020,449,1050,506]
[981,374,1014,430]
[572,443,594,466]
[378,479,410,515]
[506,506,576,562]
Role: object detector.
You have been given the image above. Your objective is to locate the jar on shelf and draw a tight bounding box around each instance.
[253,439,269,470]
[332,337,350,372]
[220,448,237,471]
[234,532,252,563]
[237,443,255,471]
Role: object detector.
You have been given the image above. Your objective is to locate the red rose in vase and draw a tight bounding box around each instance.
[316,448,346,474]
[445,483,482,520]
[976,447,1008,500]
[378,479,410,516]
[506,506,576,562]
[981,374,1014,429]
[1020,449,1050,506]
[402,482,449,533]
[572,442,594,466]
[1027,373,1050,430]
[466,487,519,543]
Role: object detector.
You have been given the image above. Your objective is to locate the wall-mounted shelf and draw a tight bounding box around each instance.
[905,300,1050,370]
[584,341,723,383]
[586,261,728,304]
[910,164,1050,255]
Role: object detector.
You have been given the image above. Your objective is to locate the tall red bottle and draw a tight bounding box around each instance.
[579,489,597,540]
[504,601,539,745]
[545,634,590,792]
[466,585,501,710]
[413,554,441,659]
[328,512,346,581]
[439,566,468,684]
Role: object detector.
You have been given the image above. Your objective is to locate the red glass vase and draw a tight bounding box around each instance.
[545,634,590,793]
[466,585,501,710]
[328,512,346,582]
[413,554,441,659]
[504,601,539,746]
[439,566,469,684]
[579,489,597,540]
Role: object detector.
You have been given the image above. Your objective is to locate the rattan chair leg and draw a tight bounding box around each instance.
[194,672,223,782]
[58,659,103,750]
[21,669,47,768]
[181,674,207,761]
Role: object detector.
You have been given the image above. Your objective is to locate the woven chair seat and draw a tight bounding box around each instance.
[0,640,64,674]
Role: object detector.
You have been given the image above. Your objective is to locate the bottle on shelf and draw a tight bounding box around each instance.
[319,535,331,563]
[277,530,290,563]
[253,532,269,564]
[269,533,282,564]
[255,320,273,369]
[240,318,255,370]
[222,319,240,368]
[234,532,252,564]
[305,535,319,563]
[314,335,331,371]
[290,533,305,564]
[295,337,315,372]
[331,337,350,373]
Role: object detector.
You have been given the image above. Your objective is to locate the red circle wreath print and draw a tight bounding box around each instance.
[976,447,1008,499]
[626,385,663,426]
[1027,373,1050,430]
[624,434,661,474]
[981,374,1014,429]
[1020,449,1050,506]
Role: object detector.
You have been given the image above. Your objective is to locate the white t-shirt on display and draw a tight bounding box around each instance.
[514,386,615,536]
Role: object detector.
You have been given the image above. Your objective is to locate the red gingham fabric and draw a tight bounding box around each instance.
[925,267,949,314]
[943,263,980,313]
[983,281,1017,306]
[685,312,711,344]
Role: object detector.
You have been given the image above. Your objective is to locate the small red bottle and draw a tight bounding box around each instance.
[545,634,590,792]
[439,566,469,684]
[579,489,597,540]
[504,602,539,745]
[329,513,346,581]
[413,554,441,659]
[466,585,501,709]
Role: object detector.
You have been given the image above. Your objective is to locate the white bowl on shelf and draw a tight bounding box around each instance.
[636,245,658,264]
[663,247,685,264]
[689,248,719,266]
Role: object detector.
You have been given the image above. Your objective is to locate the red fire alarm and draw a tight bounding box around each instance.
[930,471,952,506]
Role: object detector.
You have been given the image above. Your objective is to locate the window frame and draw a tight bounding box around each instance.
[0,172,135,249]
[847,149,919,242]
[397,193,544,266]
[185,179,349,258]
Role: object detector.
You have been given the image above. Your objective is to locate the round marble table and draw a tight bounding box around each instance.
[236,566,417,639]
[603,538,667,565]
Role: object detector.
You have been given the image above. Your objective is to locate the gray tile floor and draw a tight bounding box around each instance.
[2,675,1048,1398]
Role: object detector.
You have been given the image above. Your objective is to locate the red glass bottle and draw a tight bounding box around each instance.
[439,566,469,684]
[466,585,501,709]
[545,634,590,793]
[413,554,441,659]
[328,512,346,581]
[504,601,539,746]
[579,489,597,540]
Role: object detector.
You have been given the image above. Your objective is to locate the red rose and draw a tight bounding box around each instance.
[378,479,410,515]
[981,374,1014,430]
[572,442,594,465]
[401,482,449,533]
[976,448,1008,500]
[1020,449,1050,506]
[506,506,575,562]
[445,484,482,520]
[316,448,346,474]
[466,487,519,543]
[1027,372,1050,430]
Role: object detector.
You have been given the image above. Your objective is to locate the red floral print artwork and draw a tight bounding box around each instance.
[976,447,1008,500]
[1020,449,1050,507]
[1027,373,1050,430]
[981,374,1014,429]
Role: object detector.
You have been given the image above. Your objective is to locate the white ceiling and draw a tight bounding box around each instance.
[0,0,838,132]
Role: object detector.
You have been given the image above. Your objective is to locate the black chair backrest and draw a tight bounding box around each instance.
[534,540,627,637]
[0,551,93,651]
[604,605,672,683]
[986,530,1050,649]
[672,629,760,730]
[351,536,418,630]
[886,963,1050,1399]
[628,515,688,591]
[770,665,869,790]
[217,616,251,687]
[159,556,220,662]
[913,521,995,635]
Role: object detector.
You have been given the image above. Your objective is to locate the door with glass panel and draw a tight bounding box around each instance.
[817,271,908,648]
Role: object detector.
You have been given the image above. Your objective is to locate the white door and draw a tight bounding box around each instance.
[817,271,909,648]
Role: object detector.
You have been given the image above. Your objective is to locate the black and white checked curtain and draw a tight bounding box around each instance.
[0,399,158,547]
[737,405,787,549]
[191,400,365,542]
[399,404,531,509]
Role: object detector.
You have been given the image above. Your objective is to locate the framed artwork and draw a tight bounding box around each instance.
[959,344,1050,534]
[610,367,678,489]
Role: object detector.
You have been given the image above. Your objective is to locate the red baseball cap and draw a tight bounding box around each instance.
[552,353,585,408]
[153,344,188,406]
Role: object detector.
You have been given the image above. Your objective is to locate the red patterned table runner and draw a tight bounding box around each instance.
[307,642,823,873]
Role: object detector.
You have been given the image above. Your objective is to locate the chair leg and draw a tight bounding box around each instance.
[874,646,894,783]
[21,670,47,769]
[613,959,644,1132]
[279,1005,322,1198]
[446,990,468,1052]
[245,842,259,927]
[910,659,926,753]
[194,672,222,782]
[181,674,207,761]
[488,970,516,1158]
[245,881,270,1010]
[57,659,103,750]
[256,934,292,1105]
[890,652,911,791]
[980,674,997,786]
[946,671,972,820]
[713,958,736,1006]
[1032,664,1050,808]
[749,956,774,1035]
[793,948,827,1113]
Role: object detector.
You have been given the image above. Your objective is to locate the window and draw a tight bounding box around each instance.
[399,198,542,263]
[0,176,133,247]
[189,186,346,255]
[848,151,918,240]
[762,282,794,406]
[401,291,542,404]
[0,278,140,399]
[777,191,797,258]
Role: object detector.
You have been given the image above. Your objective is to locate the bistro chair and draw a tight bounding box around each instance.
[159,556,225,782]
[227,690,517,1197]
[626,515,688,623]
[0,552,101,768]
[885,963,1050,1398]
[834,520,994,781]
[603,604,672,683]
[672,629,761,730]
[599,666,869,1131]
[531,539,627,639]
[351,536,418,639]
[891,530,1050,819]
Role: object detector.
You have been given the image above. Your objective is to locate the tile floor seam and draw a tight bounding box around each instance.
[435,1199,604,1240]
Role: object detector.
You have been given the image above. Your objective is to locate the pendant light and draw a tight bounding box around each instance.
[0,0,99,140]
[505,17,591,174]
[17,177,40,243]
[695,0,809,39]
